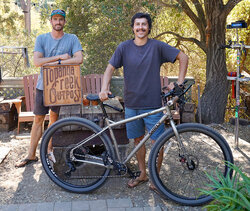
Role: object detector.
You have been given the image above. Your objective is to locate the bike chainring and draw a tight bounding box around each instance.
[63,146,128,179]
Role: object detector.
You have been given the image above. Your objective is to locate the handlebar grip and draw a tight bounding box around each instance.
[183,80,188,85]
[103,103,123,112]
[219,45,226,49]
[220,40,232,49]
[112,106,123,112]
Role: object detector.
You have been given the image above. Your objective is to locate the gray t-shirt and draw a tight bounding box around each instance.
[109,39,180,109]
[34,32,83,90]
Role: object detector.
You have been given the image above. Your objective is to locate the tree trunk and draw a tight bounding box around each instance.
[200,3,229,124]
[20,0,31,35]
[153,0,241,123]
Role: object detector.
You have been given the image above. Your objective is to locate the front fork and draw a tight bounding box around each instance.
[167,107,194,169]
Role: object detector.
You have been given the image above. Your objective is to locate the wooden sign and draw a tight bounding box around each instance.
[43,65,82,106]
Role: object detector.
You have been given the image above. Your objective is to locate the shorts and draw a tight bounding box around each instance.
[125,107,165,140]
[33,89,60,115]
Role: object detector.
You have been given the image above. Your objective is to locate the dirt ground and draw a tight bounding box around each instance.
[0,122,249,208]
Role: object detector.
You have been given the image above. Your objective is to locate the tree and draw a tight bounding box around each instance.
[0,3,23,36]
[151,0,243,123]
[55,0,245,123]
[0,1,46,77]
[20,0,31,34]
[56,0,158,74]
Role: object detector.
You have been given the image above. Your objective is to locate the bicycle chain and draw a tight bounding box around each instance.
[67,153,128,179]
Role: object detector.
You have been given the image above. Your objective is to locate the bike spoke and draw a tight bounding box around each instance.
[149,124,233,205]
[40,118,115,193]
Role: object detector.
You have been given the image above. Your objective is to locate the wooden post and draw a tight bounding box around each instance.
[0,66,2,83]
[198,85,202,123]
[20,0,31,35]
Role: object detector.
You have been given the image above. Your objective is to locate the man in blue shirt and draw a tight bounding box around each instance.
[15,9,83,167]
[99,13,188,189]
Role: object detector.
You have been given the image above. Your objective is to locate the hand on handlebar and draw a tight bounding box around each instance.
[173,82,185,96]
[167,82,175,91]
[99,90,112,102]
[167,82,185,92]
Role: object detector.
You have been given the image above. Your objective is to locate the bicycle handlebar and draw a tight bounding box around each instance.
[162,80,194,106]
[163,80,192,97]
[219,40,250,50]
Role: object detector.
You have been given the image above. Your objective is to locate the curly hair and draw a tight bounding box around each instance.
[131,13,152,34]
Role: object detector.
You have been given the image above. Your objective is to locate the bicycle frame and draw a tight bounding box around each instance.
[71,100,188,168]
[40,81,234,206]
[70,82,195,168]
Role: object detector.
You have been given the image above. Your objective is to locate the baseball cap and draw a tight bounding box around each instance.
[51,9,66,18]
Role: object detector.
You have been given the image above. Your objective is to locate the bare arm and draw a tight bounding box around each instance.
[99,63,115,101]
[34,50,83,67]
[168,51,189,90]
[176,51,188,84]
[61,51,83,65]
[45,51,83,66]
[33,52,71,67]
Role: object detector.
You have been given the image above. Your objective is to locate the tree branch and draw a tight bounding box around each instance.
[20,0,28,11]
[153,31,207,53]
[224,0,243,17]
[176,0,199,26]
[176,0,206,43]
[148,0,179,9]
[191,0,206,24]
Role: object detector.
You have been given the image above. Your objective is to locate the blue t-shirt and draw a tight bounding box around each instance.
[34,32,83,90]
[109,39,180,109]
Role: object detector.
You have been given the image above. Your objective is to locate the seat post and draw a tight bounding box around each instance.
[100,102,108,119]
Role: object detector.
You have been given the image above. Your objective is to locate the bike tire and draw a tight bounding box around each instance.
[40,117,115,193]
[148,123,234,206]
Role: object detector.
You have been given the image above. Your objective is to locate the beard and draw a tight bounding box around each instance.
[135,29,149,38]
[52,24,64,31]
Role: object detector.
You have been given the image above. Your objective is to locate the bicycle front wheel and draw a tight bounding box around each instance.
[40,117,114,193]
[149,123,234,206]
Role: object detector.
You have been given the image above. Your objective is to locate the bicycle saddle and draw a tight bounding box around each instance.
[86,94,99,101]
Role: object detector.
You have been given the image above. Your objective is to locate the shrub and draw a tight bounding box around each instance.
[200,162,250,211]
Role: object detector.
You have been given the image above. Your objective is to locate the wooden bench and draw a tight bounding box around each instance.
[0,99,18,131]
[82,74,104,95]
[14,74,49,134]
[58,74,128,145]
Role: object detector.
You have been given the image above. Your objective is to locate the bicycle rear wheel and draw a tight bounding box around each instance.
[40,117,114,193]
[149,123,234,206]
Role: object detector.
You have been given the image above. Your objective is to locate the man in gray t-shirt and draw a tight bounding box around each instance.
[99,13,188,189]
[15,9,83,168]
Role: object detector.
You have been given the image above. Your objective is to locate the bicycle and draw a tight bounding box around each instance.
[40,81,234,206]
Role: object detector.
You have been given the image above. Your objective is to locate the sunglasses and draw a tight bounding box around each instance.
[51,9,66,17]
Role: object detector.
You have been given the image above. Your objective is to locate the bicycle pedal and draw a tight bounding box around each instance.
[127,168,141,178]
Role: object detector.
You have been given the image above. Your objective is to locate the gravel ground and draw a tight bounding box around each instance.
[0,122,249,209]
